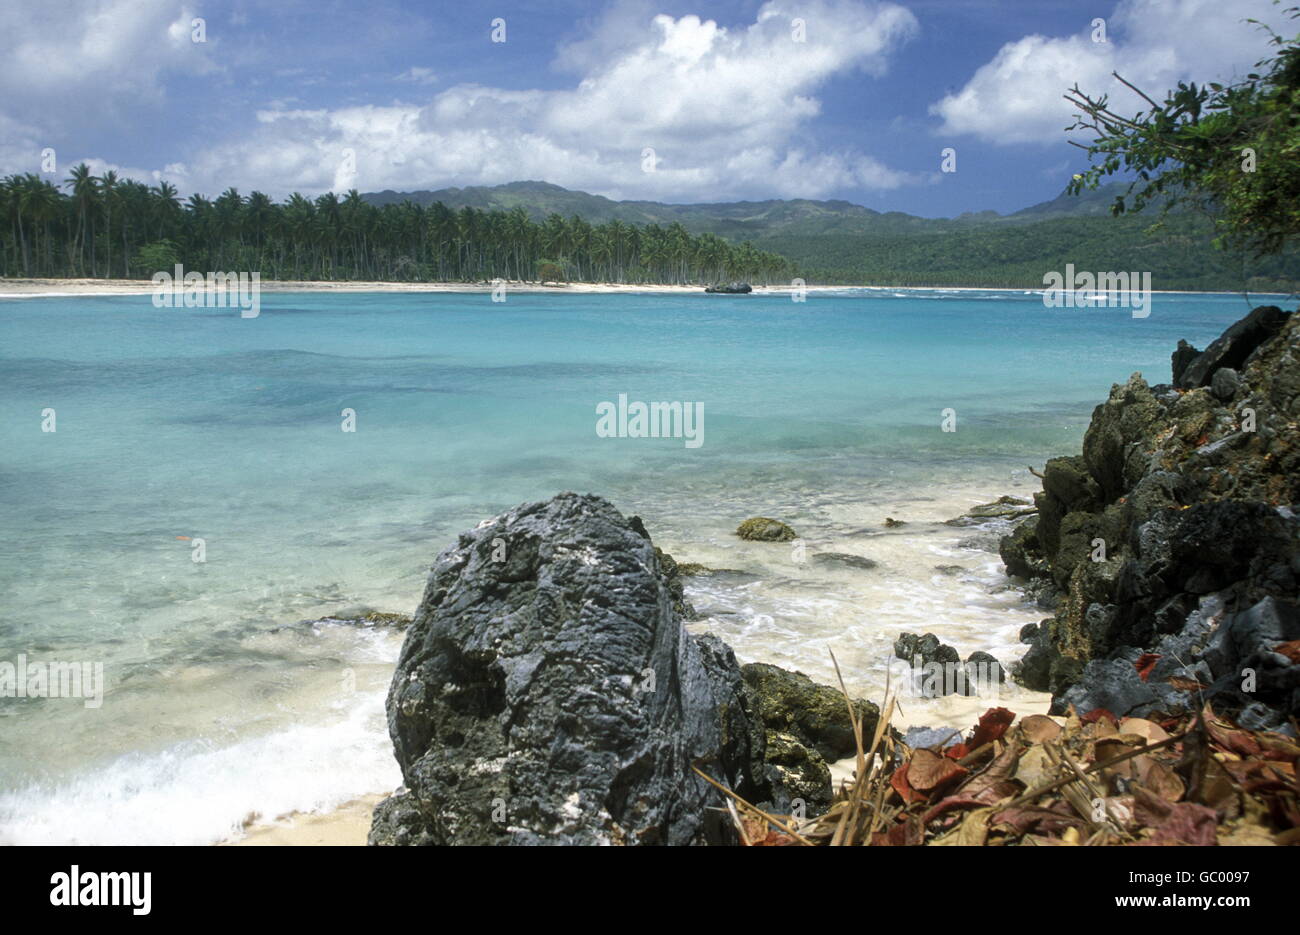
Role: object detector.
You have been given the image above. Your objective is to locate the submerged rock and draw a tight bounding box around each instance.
[945,495,1037,526]
[735,516,798,542]
[812,552,879,570]
[297,610,413,630]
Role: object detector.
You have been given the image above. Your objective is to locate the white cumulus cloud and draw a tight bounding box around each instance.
[174,0,921,199]
[931,0,1292,145]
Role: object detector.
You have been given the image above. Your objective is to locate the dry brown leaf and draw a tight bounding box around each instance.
[1021,714,1063,744]
[1015,744,1056,789]
[932,807,993,846]
[908,748,968,793]
[1134,758,1185,802]
[1119,717,1170,743]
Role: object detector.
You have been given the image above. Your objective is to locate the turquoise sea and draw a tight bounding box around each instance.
[0,286,1282,843]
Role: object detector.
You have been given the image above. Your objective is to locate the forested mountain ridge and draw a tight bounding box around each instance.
[4,168,1297,291]
[362,180,1300,291]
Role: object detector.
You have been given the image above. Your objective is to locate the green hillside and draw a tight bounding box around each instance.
[362,181,1300,292]
[758,214,1300,292]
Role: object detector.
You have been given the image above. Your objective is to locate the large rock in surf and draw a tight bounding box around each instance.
[368,493,762,845]
[1004,307,1300,730]
[736,516,798,541]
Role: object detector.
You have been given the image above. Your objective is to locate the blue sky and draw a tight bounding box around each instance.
[1,0,1291,216]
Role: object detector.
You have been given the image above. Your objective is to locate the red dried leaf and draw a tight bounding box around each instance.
[890,761,925,805]
[1203,707,1263,757]
[921,795,988,824]
[1134,653,1161,682]
[943,743,969,760]
[885,817,923,846]
[969,707,1016,749]
[1081,708,1119,726]
[908,748,969,793]
[1274,640,1300,664]
[1138,801,1218,846]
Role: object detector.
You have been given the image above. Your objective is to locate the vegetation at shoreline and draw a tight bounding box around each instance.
[0,172,793,285]
[761,212,1300,292]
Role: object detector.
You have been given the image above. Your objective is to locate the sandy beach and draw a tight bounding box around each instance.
[0,277,1268,300]
[224,795,384,846]
[0,277,804,298]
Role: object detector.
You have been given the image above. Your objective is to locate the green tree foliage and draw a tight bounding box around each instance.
[0,168,793,286]
[762,212,1300,292]
[133,239,181,275]
[1066,5,1300,256]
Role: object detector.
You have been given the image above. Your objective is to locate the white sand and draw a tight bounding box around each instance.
[0,276,1262,299]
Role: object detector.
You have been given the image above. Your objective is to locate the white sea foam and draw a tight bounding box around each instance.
[0,681,398,845]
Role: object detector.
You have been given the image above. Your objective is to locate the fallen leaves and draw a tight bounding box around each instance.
[702,657,1299,846]
[783,701,1299,846]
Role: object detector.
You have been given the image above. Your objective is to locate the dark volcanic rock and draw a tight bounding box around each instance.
[369,492,852,845]
[1176,305,1290,389]
[371,493,760,846]
[893,631,977,696]
[705,281,753,294]
[1171,339,1200,385]
[628,514,696,620]
[1007,307,1300,729]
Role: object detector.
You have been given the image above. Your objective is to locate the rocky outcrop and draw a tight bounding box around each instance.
[893,632,1008,697]
[705,282,753,294]
[740,663,881,810]
[369,493,851,845]
[1003,307,1300,731]
[735,516,798,542]
[627,514,696,620]
[945,495,1037,526]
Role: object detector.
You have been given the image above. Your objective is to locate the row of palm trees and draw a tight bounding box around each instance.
[0,165,795,285]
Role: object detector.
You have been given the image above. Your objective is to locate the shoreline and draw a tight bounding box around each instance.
[223,794,384,846]
[222,484,1056,847]
[0,276,1286,299]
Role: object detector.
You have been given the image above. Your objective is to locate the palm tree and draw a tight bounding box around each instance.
[98,170,119,277]
[65,163,98,276]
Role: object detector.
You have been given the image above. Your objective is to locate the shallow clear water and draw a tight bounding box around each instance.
[0,287,1278,843]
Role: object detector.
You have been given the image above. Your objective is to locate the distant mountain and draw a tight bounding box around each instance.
[360,180,1153,239]
[359,180,1296,291]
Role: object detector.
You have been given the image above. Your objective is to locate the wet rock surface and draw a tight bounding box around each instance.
[1002,307,1299,731]
[893,631,1008,697]
[735,516,799,541]
[812,551,879,570]
[370,493,850,845]
[740,663,883,812]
